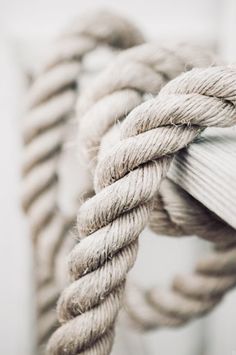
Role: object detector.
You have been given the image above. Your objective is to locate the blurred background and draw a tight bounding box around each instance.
[0,0,236,354]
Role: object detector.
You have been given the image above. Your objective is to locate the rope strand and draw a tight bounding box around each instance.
[48,66,236,354]
[22,10,144,351]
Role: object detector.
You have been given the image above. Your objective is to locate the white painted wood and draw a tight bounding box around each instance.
[169,127,236,229]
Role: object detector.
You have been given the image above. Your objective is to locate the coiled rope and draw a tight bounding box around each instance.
[22,10,144,350]
[47,47,236,354]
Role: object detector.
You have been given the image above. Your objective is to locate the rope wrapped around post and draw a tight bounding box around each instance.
[76,43,236,328]
[47,46,236,354]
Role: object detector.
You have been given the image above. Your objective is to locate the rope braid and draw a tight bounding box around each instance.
[98,125,236,328]
[22,10,144,350]
[76,42,236,330]
[47,61,236,354]
[74,44,235,329]
[92,66,236,331]
[77,43,217,174]
[99,125,236,246]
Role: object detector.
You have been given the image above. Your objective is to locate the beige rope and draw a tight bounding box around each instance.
[100,126,236,329]
[93,50,236,246]
[47,63,236,354]
[124,178,236,330]
[74,42,236,334]
[74,42,236,335]
[100,125,236,246]
[151,178,236,245]
[77,42,217,173]
[76,41,236,330]
[22,10,144,350]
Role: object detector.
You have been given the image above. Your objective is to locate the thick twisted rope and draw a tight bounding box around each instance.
[78,43,235,249]
[99,125,236,246]
[77,42,217,173]
[100,126,236,328]
[76,42,236,331]
[22,10,144,349]
[47,66,236,354]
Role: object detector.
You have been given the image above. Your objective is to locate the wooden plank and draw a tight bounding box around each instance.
[168,127,236,229]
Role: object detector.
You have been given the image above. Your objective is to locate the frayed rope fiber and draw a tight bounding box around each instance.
[22,9,236,355]
[22,9,144,352]
[47,53,236,354]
